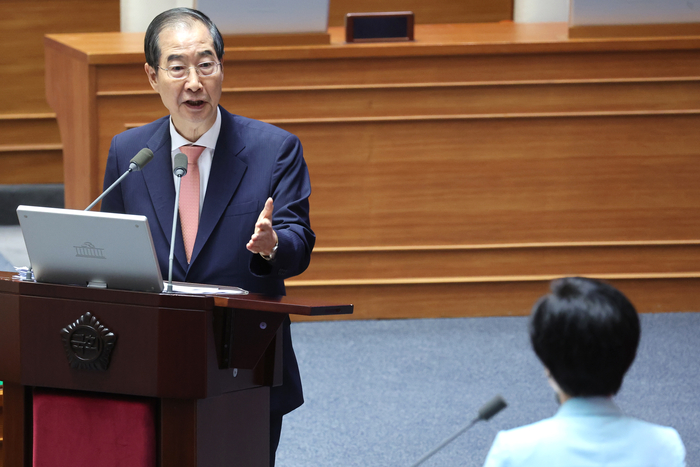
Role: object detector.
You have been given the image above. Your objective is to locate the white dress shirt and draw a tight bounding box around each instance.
[169,107,222,214]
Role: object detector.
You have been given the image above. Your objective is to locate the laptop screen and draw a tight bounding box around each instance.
[17,206,164,293]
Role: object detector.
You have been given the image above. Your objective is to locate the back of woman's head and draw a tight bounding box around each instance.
[529,277,640,397]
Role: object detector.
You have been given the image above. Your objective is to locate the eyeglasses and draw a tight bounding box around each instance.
[158,61,221,80]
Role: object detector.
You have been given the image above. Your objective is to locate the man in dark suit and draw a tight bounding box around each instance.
[100,8,314,466]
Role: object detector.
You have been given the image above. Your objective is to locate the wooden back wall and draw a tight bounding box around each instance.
[44,23,700,322]
[10,3,700,321]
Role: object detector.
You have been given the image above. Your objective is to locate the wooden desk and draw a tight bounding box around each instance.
[44,23,700,319]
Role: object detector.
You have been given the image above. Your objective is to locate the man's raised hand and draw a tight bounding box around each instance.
[246,197,278,256]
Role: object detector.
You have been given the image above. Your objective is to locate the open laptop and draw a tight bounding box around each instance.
[17,206,164,293]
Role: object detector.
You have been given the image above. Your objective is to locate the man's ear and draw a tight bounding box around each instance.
[145,63,158,90]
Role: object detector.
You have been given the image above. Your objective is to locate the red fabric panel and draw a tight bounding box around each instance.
[33,389,156,467]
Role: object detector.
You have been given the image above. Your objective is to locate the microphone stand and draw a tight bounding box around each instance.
[85,169,132,212]
[166,153,188,293]
[85,148,154,211]
[408,395,507,467]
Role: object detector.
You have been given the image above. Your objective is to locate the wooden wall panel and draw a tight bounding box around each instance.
[0,150,63,184]
[288,277,700,321]
[111,110,700,246]
[293,243,700,282]
[45,24,700,319]
[95,95,167,189]
[45,46,101,207]
[0,115,60,147]
[0,115,63,183]
[0,0,119,115]
[0,0,118,185]
[96,48,700,92]
[280,114,700,246]
[221,80,700,120]
[290,281,550,321]
[227,51,700,88]
[328,0,513,27]
[101,79,700,123]
[97,65,152,94]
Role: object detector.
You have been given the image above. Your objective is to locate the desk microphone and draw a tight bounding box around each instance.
[408,395,507,467]
[85,148,154,211]
[166,152,188,293]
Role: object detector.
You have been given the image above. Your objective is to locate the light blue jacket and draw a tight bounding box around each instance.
[483,397,685,467]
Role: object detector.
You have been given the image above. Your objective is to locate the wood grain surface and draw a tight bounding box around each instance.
[43,22,700,319]
[0,0,119,185]
[328,0,512,27]
[287,276,700,321]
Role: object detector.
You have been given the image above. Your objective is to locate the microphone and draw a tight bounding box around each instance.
[85,148,154,211]
[478,395,508,421]
[166,152,188,293]
[173,153,188,177]
[408,395,507,467]
[128,147,155,172]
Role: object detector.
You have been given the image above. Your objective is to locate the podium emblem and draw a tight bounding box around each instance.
[61,312,117,371]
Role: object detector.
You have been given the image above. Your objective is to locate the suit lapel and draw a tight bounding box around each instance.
[142,119,189,271]
[190,111,247,266]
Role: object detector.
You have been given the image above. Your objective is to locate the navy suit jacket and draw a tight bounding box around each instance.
[101,107,314,415]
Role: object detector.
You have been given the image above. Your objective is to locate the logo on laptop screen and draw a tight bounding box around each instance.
[74,242,106,259]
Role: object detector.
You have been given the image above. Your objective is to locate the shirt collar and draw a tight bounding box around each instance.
[555,397,622,418]
[169,107,222,152]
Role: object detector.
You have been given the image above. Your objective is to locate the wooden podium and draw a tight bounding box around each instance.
[0,272,352,467]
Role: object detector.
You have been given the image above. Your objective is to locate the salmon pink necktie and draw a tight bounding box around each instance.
[179,145,205,263]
